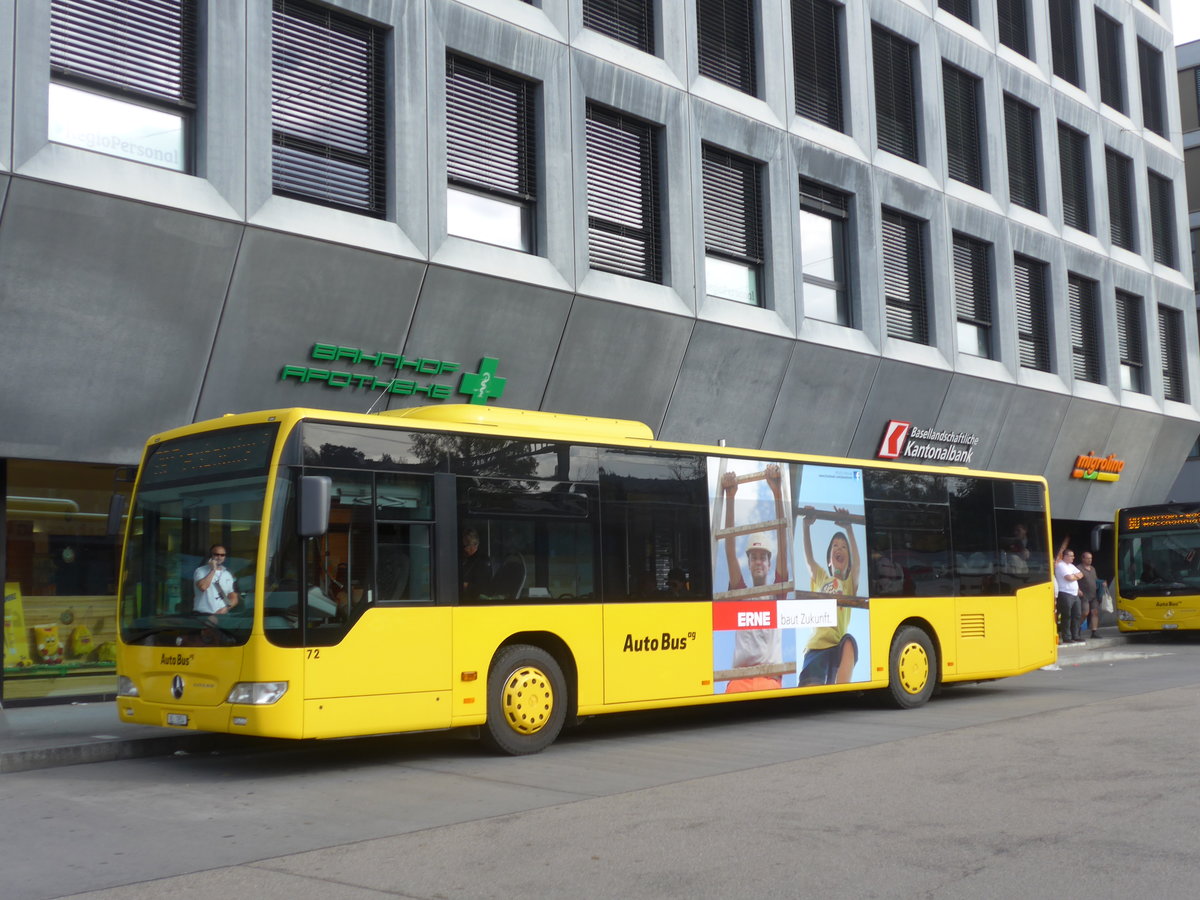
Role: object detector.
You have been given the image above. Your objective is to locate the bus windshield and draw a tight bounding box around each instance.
[1117,528,1200,595]
[119,424,278,647]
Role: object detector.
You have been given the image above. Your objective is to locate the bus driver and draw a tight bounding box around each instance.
[194,545,239,615]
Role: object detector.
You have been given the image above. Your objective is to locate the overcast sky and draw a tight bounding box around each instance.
[1173,0,1200,45]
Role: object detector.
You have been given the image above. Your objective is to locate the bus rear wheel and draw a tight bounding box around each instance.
[482,645,567,755]
[887,626,936,709]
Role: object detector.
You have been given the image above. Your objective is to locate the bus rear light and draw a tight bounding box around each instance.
[117,676,139,697]
[227,682,288,705]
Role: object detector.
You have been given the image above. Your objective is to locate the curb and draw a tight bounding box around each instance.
[0,732,263,775]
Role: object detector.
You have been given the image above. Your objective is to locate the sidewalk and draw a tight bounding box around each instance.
[0,700,259,774]
[1,627,1125,775]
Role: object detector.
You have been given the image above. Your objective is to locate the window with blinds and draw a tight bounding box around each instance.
[1058,123,1090,234]
[271,0,386,216]
[1148,170,1176,269]
[1116,290,1145,393]
[792,0,843,132]
[583,0,654,54]
[703,145,763,306]
[697,0,757,96]
[997,0,1029,58]
[584,104,662,282]
[1105,148,1135,252]
[1159,306,1185,402]
[1014,254,1050,371]
[873,26,918,163]
[1048,0,1080,87]
[48,0,196,172]
[1004,95,1039,212]
[881,209,928,344]
[1094,12,1125,114]
[799,179,851,325]
[944,63,983,189]
[446,55,537,252]
[953,233,992,358]
[939,0,972,26]
[1138,40,1166,138]
[1068,274,1101,383]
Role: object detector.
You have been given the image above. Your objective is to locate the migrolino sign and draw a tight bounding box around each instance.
[1071,451,1124,483]
[281,344,506,405]
[877,420,980,464]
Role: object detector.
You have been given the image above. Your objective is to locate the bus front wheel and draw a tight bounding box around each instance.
[887,626,936,709]
[482,644,567,755]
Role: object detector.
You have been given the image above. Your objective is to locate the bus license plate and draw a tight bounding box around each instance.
[166,713,189,727]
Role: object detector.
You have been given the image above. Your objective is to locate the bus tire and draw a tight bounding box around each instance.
[887,625,936,709]
[482,644,567,755]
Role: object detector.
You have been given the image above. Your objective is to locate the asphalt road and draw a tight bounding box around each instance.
[5,635,1200,900]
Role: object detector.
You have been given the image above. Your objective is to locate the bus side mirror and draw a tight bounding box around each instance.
[298,475,332,538]
[106,494,127,537]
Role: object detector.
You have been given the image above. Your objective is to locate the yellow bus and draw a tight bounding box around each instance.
[1112,503,1200,633]
[116,405,1056,754]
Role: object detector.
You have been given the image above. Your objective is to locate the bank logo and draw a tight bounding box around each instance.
[878,420,912,459]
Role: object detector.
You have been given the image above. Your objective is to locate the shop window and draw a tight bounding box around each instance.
[48,0,196,172]
[4,460,132,703]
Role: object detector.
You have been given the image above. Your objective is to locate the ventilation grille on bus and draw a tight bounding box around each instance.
[1011,482,1044,510]
[960,613,986,640]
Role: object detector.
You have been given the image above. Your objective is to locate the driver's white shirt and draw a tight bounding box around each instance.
[194,565,235,614]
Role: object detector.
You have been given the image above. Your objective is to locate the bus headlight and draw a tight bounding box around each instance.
[226,682,288,705]
[1117,609,1134,621]
[117,676,139,697]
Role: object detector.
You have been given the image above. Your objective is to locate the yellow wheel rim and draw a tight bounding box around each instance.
[896,641,930,695]
[501,665,554,735]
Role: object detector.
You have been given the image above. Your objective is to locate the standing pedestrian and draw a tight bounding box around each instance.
[1077,550,1102,639]
[1054,540,1084,645]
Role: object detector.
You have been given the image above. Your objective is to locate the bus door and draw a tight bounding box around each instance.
[298,470,451,729]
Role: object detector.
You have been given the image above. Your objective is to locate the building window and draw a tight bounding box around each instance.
[1058,122,1090,234]
[48,0,196,173]
[584,104,661,282]
[1138,40,1166,138]
[583,0,654,54]
[873,26,918,163]
[697,0,757,96]
[939,0,972,26]
[881,209,928,344]
[1181,67,1200,134]
[1004,94,1040,212]
[446,55,536,252]
[1159,305,1186,402]
[1148,170,1177,269]
[1116,290,1145,393]
[953,233,992,358]
[1105,148,1135,252]
[1192,228,1200,292]
[1068,274,1101,383]
[271,0,386,217]
[792,0,843,132]
[702,145,763,306]
[1048,0,1080,88]
[1014,254,1050,371]
[1094,11,1125,114]
[799,179,851,325]
[944,63,983,189]
[997,0,1029,58]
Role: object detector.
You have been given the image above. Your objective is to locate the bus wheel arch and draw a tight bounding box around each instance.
[886,622,938,709]
[481,635,575,755]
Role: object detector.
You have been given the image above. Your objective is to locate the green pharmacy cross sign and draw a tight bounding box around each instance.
[280,343,507,406]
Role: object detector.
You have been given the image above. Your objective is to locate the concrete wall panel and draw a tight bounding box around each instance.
[762,344,880,457]
[403,265,573,412]
[850,360,954,461]
[1043,399,1120,520]
[933,375,1015,470]
[199,228,429,420]
[1072,406,1163,521]
[660,323,793,447]
[0,181,241,461]
[1131,414,1199,507]
[989,388,1070,478]
[542,299,691,430]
